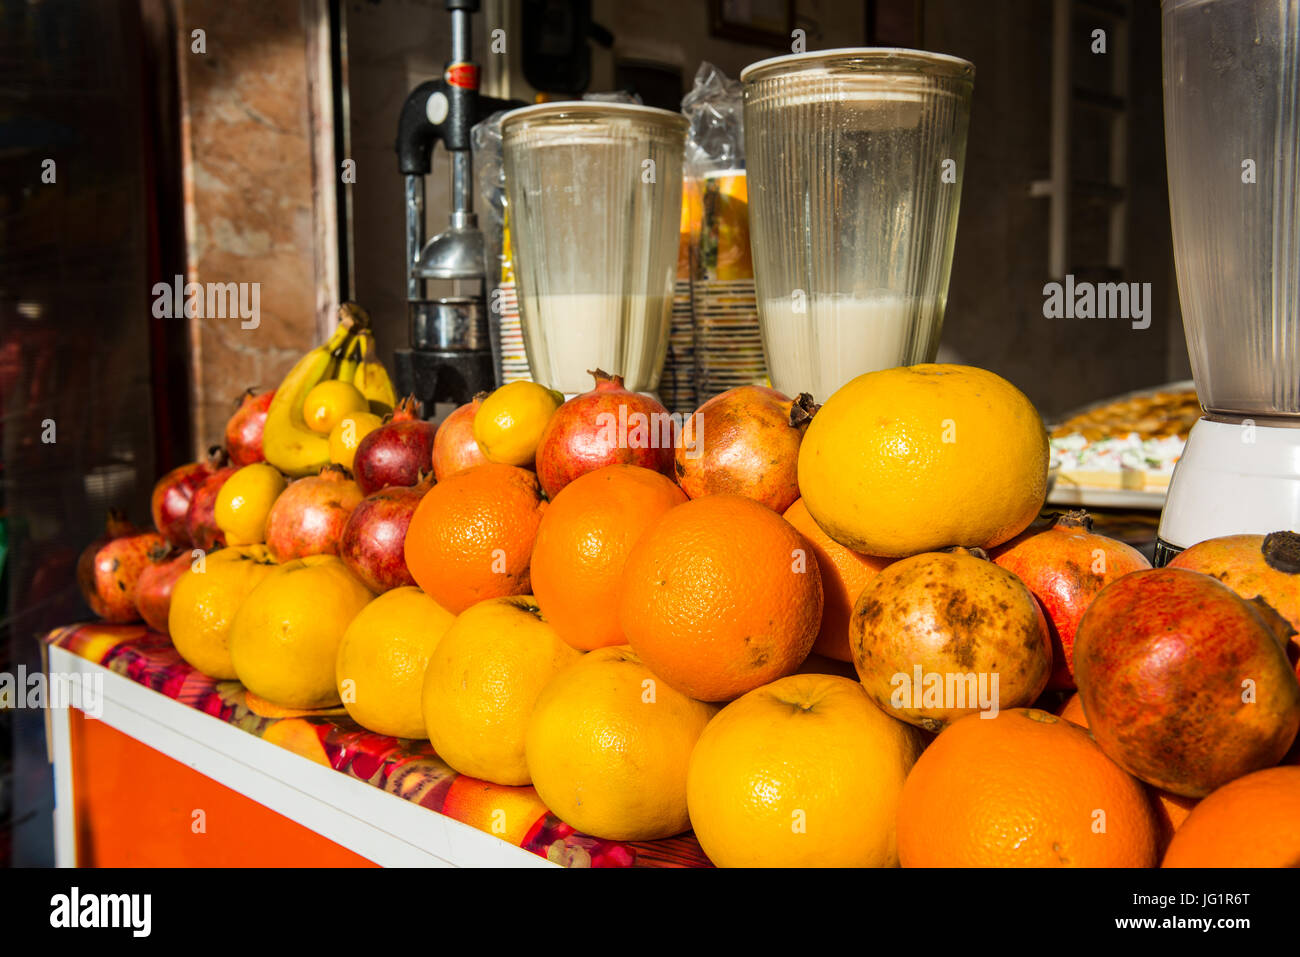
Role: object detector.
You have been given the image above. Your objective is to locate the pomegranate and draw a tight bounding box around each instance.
[76,512,166,622]
[225,388,274,466]
[135,546,194,634]
[535,370,675,498]
[674,385,816,513]
[185,462,239,552]
[264,465,365,563]
[850,547,1052,732]
[1170,531,1300,641]
[432,394,491,480]
[352,396,437,495]
[151,447,226,547]
[1074,567,1300,797]
[991,509,1151,690]
[339,475,431,593]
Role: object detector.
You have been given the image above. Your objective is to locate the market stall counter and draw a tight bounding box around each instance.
[43,623,710,868]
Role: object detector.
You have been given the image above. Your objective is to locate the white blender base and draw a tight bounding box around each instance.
[1158,417,1300,552]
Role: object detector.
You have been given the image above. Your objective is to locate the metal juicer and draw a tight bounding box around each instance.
[393,0,523,420]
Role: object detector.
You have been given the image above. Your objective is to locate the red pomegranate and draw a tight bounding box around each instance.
[135,546,194,635]
[674,385,816,513]
[185,463,239,552]
[264,466,365,563]
[151,448,226,548]
[76,512,166,622]
[339,475,432,593]
[432,394,490,480]
[991,509,1151,690]
[1074,567,1300,797]
[534,369,675,498]
[225,388,274,466]
[352,396,437,495]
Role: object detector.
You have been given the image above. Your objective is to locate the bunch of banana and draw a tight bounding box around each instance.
[262,302,396,477]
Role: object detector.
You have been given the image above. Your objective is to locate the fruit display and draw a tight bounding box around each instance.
[76,328,1300,870]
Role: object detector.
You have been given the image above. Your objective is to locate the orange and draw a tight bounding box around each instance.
[403,463,546,614]
[798,364,1048,557]
[525,645,717,841]
[686,674,923,867]
[169,545,278,680]
[783,498,891,661]
[1055,692,1197,854]
[531,465,687,651]
[1162,765,1300,867]
[897,708,1158,867]
[420,595,581,785]
[618,494,823,702]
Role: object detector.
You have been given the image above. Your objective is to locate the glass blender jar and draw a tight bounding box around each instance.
[1157,0,1300,559]
[740,49,974,400]
[501,102,688,396]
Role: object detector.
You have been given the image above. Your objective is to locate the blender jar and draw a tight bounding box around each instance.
[741,49,974,399]
[501,102,688,395]
[1164,0,1300,419]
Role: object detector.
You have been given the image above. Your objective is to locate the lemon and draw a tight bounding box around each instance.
[335,586,455,738]
[303,380,369,435]
[168,545,278,679]
[472,381,564,467]
[328,410,384,471]
[797,364,1048,557]
[215,463,286,545]
[229,555,373,710]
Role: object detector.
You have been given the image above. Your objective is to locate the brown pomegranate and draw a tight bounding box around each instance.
[991,509,1151,691]
[185,463,239,552]
[225,388,274,466]
[76,512,166,622]
[674,385,816,513]
[352,396,437,495]
[1169,531,1300,640]
[850,547,1052,732]
[264,466,365,563]
[339,475,431,593]
[135,546,194,635]
[151,448,226,548]
[432,394,491,481]
[535,369,675,498]
[1074,567,1300,798]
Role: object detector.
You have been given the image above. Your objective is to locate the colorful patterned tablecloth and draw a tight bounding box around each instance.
[43,623,712,868]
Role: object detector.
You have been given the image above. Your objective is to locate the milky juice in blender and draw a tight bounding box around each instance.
[501,103,687,396]
[741,49,974,400]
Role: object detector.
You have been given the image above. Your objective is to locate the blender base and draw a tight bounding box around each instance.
[1156,417,1300,557]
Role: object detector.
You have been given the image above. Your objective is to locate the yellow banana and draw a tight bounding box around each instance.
[353,330,397,417]
[262,307,366,477]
